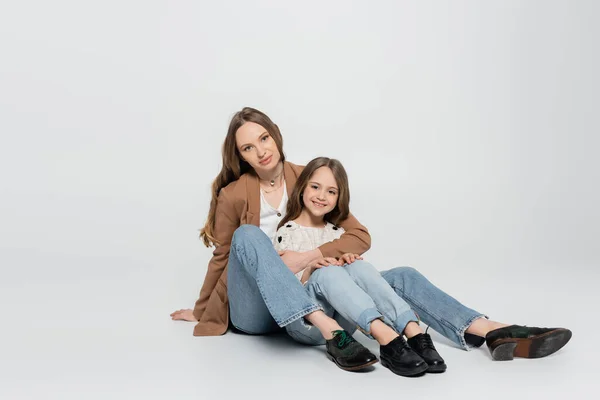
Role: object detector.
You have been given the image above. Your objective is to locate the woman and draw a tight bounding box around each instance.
[172,107,377,372]
[171,107,571,364]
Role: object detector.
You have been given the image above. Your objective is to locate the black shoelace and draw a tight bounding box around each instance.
[419,334,435,350]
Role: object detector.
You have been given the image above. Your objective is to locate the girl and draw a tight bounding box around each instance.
[275,157,445,376]
[171,107,571,368]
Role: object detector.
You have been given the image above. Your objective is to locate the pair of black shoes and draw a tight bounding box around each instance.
[380,333,446,376]
[325,330,445,375]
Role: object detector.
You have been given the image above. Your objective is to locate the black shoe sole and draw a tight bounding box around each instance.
[326,351,379,371]
[380,358,429,377]
[426,363,447,373]
[489,328,572,361]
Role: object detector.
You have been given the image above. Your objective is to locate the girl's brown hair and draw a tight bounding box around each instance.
[200,107,285,247]
[278,157,350,230]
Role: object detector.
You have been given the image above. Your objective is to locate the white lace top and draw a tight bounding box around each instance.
[273,220,345,281]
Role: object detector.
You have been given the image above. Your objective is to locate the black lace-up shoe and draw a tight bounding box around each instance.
[485,325,572,361]
[380,336,428,377]
[407,333,446,373]
[325,330,378,371]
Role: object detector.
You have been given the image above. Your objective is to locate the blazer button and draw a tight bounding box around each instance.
[277,212,281,217]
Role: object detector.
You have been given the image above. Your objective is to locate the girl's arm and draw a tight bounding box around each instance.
[318,212,371,258]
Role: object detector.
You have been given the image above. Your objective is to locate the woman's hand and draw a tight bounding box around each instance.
[279,249,322,274]
[339,253,363,265]
[170,309,197,322]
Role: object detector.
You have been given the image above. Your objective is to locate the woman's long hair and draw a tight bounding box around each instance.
[278,157,350,230]
[200,107,285,247]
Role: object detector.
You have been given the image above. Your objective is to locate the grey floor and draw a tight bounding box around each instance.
[2,250,596,400]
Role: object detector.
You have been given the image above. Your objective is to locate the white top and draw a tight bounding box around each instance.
[259,181,288,243]
[273,220,345,281]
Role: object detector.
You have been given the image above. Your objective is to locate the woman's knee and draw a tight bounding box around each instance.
[384,266,421,282]
[232,224,263,244]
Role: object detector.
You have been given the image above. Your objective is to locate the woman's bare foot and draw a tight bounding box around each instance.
[170,308,197,322]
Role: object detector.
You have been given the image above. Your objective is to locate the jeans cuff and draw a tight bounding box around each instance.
[458,314,488,351]
[393,309,420,335]
[355,308,384,335]
[278,304,323,327]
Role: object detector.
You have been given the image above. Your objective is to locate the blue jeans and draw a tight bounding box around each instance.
[228,225,484,350]
[227,225,323,334]
[381,267,486,350]
[286,261,419,345]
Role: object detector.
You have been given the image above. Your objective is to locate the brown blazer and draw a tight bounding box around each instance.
[192,161,371,336]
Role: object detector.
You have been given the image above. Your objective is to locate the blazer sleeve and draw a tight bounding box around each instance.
[192,188,240,322]
[317,212,371,258]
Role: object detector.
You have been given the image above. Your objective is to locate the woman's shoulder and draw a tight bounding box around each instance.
[220,173,253,198]
[217,175,254,214]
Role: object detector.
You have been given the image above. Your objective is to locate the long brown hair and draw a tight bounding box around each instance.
[200,107,286,247]
[278,157,350,230]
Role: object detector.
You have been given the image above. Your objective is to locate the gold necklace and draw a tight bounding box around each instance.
[261,174,283,194]
[259,166,284,187]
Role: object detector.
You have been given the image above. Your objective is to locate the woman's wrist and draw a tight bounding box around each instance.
[304,249,323,266]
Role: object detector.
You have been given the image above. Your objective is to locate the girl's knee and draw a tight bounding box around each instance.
[310,266,348,286]
[344,260,380,278]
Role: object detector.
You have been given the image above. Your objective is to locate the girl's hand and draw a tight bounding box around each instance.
[340,253,363,265]
[308,257,341,269]
[170,309,197,322]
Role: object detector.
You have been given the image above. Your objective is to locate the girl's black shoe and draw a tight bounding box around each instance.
[325,330,378,371]
[407,332,447,373]
[380,336,428,377]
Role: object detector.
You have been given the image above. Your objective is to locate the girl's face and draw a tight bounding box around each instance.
[235,121,281,173]
[302,166,339,219]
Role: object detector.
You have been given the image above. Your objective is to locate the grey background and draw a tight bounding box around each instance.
[1,1,598,399]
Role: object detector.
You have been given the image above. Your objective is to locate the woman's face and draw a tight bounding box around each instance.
[302,167,339,219]
[235,122,281,173]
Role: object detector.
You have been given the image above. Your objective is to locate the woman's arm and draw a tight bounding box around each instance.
[318,212,371,258]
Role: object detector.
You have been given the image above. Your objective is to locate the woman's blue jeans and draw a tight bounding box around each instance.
[227,225,322,334]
